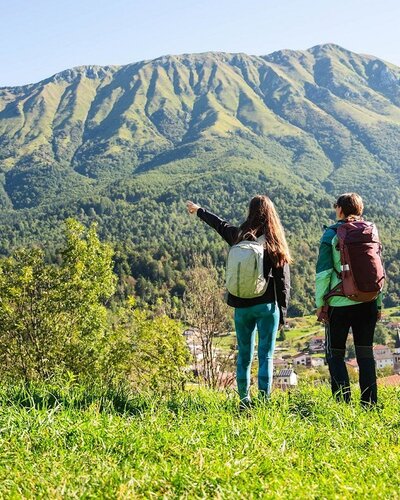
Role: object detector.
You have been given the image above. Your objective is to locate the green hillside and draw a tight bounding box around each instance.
[0,44,399,311]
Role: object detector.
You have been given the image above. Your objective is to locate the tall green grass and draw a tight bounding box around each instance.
[0,383,399,498]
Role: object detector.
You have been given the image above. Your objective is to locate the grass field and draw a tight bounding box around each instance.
[1,383,400,498]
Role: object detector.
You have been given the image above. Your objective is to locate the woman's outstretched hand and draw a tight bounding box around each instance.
[187,200,201,214]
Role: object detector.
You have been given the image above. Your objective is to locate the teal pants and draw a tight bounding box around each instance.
[234,302,280,401]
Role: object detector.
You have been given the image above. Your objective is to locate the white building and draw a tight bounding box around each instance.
[273,358,291,371]
[373,345,394,370]
[292,353,325,368]
[310,356,325,367]
[393,331,400,373]
[292,353,309,366]
[275,369,298,388]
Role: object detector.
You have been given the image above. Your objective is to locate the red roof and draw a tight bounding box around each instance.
[346,358,358,368]
[373,345,390,350]
[378,374,400,387]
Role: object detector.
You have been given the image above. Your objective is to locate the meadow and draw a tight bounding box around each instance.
[1,383,399,499]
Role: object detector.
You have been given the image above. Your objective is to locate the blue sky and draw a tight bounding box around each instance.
[1,0,400,86]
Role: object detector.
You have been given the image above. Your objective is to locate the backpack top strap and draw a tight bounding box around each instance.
[256,234,266,244]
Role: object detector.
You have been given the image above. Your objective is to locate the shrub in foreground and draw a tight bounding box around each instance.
[0,220,189,392]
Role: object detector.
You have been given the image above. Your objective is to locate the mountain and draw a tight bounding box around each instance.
[0,44,399,311]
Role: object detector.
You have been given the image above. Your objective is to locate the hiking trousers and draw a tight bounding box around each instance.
[325,301,378,405]
[234,302,279,402]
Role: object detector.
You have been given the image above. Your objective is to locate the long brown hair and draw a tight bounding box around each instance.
[237,195,292,267]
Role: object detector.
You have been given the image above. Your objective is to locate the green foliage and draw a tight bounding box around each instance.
[0,219,189,392]
[374,323,391,345]
[106,299,189,394]
[0,46,399,312]
[0,383,400,497]
[0,219,116,382]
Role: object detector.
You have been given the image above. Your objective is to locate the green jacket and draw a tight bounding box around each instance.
[315,220,382,309]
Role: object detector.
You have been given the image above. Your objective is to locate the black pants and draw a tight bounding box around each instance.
[325,301,378,405]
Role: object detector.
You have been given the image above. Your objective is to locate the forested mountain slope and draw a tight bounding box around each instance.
[0,44,399,311]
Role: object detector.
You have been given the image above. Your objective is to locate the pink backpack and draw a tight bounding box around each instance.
[325,220,385,303]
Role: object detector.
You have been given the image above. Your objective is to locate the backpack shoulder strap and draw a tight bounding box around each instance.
[256,234,266,244]
[322,223,344,302]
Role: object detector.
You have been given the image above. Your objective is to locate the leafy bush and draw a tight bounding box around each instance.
[0,220,189,392]
[0,219,115,382]
[105,299,190,394]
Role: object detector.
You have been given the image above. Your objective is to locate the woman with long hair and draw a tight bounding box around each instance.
[187,195,291,409]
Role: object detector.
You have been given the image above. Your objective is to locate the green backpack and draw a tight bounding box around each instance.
[225,236,269,298]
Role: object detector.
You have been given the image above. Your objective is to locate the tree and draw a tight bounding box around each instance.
[0,247,63,380]
[105,299,190,394]
[0,219,116,382]
[374,324,389,346]
[183,255,234,389]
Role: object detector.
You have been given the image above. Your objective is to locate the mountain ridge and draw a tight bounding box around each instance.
[1,44,399,199]
[2,43,399,91]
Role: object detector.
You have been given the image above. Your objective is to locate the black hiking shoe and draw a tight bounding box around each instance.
[361,400,382,411]
[239,399,254,412]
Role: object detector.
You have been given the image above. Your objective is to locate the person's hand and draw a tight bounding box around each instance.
[187,200,201,214]
[316,307,329,323]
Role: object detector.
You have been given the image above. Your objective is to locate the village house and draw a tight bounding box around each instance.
[378,374,400,387]
[393,331,400,373]
[393,352,400,373]
[308,336,325,353]
[310,356,325,367]
[346,358,359,371]
[373,345,394,370]
[273,358,291,371]
[386,322,400,330]
[292,353,325,368]
[292,353,308,366]
[274,369,298,389]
